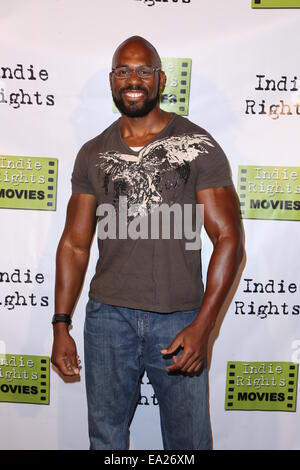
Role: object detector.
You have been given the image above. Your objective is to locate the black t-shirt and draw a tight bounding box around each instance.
[71,113,233,312]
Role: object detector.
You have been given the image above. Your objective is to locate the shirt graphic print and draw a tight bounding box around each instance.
[96,134,215,220]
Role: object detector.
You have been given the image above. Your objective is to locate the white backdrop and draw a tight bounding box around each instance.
[0,0,299,450]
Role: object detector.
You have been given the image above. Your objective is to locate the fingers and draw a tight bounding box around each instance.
[160,336,182,357]
[53,354,81,376]
[51,334,82,377]
[165,349,194,373]
[67,353,80,375]
[160,341,181,356]
[161,335,192,373]
[159,327,207,375]
[184,358,203,375]
[163,348,204,375]
[180,351,204,373]
[189,361,203,374]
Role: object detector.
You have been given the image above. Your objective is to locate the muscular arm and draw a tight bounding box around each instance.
[51,193,97,376]
[161,185,244,374]
[55,193,97,314]
[193,185,243,330]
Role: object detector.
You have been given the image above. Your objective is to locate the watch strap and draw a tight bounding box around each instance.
[52,313,72,325]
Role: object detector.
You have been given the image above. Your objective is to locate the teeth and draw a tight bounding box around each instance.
[126,92,144,97]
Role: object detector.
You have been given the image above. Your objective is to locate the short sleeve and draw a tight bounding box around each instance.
[71,142,95,195]
[195,133,233,192]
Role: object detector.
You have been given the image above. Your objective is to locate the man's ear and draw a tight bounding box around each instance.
[159,70,167,93]
[109,72,113,90]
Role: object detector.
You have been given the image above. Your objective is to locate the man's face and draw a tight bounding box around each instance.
[110,41,165,118]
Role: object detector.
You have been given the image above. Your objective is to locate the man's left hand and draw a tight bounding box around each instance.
[160,321,211,375]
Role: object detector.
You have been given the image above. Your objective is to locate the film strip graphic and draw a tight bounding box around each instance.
[226,362,236,408]
[287,364,297,410]
[238,167,247,217]
[47,160,56,209]
[160,58,192,116]
[39,357,50,404]
[225,361,298,411]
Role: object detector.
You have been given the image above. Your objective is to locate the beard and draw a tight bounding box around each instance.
[112,83,160,118]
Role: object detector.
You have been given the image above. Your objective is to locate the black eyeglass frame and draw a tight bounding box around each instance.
[111,65,161,79]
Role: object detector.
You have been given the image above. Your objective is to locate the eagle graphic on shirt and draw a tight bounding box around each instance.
[96,134,214,219]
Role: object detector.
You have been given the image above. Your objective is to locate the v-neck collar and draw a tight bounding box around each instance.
[117,113,177,155]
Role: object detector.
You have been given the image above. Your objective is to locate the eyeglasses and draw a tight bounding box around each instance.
[111,66,161,79]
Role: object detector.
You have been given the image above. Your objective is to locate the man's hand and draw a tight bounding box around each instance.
[160,320,211,375]
[51,325,81,376]
[52,194,96,378]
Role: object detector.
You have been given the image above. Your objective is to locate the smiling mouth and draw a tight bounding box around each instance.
[123,90,146,101]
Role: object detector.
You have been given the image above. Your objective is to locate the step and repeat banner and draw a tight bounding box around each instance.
[0,0,299,450]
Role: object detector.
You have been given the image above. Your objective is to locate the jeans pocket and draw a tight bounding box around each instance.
[86,298,104,315]
[84,298,104,336]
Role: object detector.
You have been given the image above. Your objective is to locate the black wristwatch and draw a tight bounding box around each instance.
[52,313,72,325]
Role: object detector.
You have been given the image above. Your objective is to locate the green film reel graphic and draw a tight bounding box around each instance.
[160,58,192,116]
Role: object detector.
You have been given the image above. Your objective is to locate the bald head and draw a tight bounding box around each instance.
[110,36,166,118]
[112,36,161,69]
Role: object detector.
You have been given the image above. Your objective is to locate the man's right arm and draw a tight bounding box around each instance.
[51,193,97,376]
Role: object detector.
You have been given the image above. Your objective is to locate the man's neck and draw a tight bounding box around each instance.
[119,108,173,147]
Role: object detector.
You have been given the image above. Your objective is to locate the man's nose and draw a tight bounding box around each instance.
[128,68,143,84]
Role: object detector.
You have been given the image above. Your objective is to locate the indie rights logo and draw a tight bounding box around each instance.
[96,197,204,250]
[0,63,55,109]
[245,74,300,119]
[225,361,298,412]
[238,165,300,221]
[0,155,58,211]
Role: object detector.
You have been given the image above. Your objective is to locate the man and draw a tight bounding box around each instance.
[51,36,243,450]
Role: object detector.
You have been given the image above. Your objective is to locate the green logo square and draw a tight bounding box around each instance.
[160,58,192,116]
[237,165,300,221]
[0,354,50,405]
[225,361,298,411]
[0,155,58,211]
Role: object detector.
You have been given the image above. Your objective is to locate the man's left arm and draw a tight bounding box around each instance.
[161,185,244,374]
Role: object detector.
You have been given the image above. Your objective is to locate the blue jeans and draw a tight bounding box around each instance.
[84,298,212,450]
